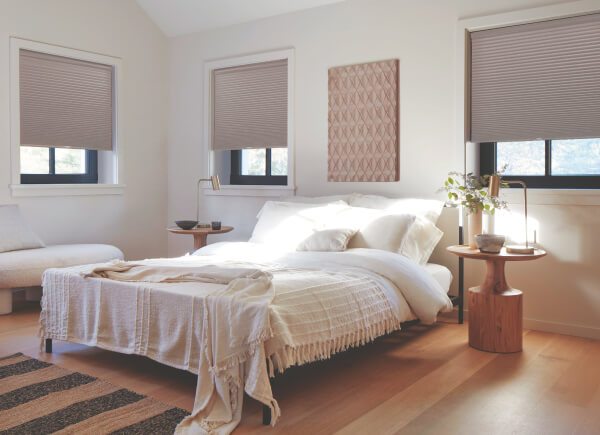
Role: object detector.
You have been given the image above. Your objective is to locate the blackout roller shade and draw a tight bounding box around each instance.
[470,13,600,143]
[212,59,287,151]
[19,49,114,151]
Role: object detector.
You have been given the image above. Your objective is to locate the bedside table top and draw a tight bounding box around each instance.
[167,226,233,235]
[447,245,546,261]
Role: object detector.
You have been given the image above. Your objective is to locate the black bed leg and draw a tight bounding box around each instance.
[458,256,464,324]
[262,404,271,425]
[458,225,464,325]
[45,338,52,353]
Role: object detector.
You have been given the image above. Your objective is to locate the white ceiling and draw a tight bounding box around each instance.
[136,0,348,37]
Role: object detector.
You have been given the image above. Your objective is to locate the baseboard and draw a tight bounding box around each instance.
[522,318,600,340]
[440,309,600,340]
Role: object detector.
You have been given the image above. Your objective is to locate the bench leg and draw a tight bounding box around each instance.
[0,288,12,315]
[262,404,272,425]
[45,339,53,353]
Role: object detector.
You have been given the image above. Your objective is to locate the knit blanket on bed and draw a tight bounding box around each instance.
[39,254,446,434]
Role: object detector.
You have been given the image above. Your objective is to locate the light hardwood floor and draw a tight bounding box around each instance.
[1,300,599,434]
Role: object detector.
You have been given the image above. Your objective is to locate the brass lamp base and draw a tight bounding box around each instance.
[506,245,535,254]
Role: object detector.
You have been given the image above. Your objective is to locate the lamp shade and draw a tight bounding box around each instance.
[210,175,220,190]
[488,175,500,198]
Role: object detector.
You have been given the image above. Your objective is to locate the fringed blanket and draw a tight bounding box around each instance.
[40,250,452,434]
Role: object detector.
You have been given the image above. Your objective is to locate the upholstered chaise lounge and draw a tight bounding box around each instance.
[0,204,123,314]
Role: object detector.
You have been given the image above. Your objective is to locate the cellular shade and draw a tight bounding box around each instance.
[212,59,287,150]
[19,49,114,151]
[469,13,600,143]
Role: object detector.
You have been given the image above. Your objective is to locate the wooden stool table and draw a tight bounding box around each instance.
[167,226,233,251]
[447,245,546,353]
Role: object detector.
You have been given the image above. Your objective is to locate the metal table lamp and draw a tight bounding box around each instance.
[196,175,220,223]
[487,175,534,254]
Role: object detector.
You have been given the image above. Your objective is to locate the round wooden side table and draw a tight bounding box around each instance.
[447,245,546,353]
[167,226,233,251]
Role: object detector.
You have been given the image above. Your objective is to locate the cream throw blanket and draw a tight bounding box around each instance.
[40,252,451,434]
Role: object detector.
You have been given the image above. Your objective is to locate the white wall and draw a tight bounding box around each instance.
[167,0,600,338]
[0,0,169,260]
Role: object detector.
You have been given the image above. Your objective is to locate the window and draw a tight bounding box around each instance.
[480,139,600,189]
[10,38,122,194]
[469,13,600,190]
[204,49,294,193]
[230,148,287,185]
[20,147,98,184]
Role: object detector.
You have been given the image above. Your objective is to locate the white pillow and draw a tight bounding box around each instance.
[250,201,347,251]
[0,204,45,253]
[278,194,351,204]
[399,217,444,265]
[349,194,444,224]
[326,206,415,253]
[297,228,357,252]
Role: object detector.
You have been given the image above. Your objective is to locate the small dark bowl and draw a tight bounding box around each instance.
[175,220,198,230]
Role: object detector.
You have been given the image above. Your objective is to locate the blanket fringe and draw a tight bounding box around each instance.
[268,314,401,375]
[208,327,275,376]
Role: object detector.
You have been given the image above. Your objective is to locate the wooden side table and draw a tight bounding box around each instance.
[447,245,546,353]
[167,226,233,251]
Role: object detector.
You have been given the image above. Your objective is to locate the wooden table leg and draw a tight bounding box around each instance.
[468,258,523,353]
[192,233,208,251]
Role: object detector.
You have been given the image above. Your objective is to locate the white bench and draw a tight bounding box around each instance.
[0,244,123,314]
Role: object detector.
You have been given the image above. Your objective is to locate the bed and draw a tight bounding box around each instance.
[40,195,457,434]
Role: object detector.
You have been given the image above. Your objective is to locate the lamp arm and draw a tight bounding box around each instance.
[196,178,204,223]
[504,180,528,248]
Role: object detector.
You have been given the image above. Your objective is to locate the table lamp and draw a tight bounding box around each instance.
[487,175,534,254]
[196,175,220,223]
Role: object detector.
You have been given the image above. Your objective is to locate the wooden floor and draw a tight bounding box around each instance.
[2,300,600,435]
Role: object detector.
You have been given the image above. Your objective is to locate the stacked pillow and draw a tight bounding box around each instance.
[251,194,445,265]
[249,201,347,251]
[348,194,444,265]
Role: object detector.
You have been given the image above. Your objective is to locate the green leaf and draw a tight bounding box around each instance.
[480,190,487,196]
[458,186,465,191]
[491,208,496,215]
[445,181,449,186]
[484,204,490,210]
[448,192,453,200]
[448,177,454,185]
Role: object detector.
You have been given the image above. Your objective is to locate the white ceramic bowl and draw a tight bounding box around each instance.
[475,234,505,254]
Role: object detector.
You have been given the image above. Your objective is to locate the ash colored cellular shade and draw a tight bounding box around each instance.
[212,59,287,151]
[19,49,114,151]
[469,12,600,143]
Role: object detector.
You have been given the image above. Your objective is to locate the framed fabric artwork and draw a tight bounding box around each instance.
[328,59,399,182]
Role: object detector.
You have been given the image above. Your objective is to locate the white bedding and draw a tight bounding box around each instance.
[40,243,453,434]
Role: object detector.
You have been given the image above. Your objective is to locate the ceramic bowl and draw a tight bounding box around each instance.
[475,234,505,254]
[175,220,198,230]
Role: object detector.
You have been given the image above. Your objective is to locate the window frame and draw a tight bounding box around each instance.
[480,141,600,189]
[9,37,124,197]
[203,48,295,197]
[229,148,287,186]
[21,148,98,184]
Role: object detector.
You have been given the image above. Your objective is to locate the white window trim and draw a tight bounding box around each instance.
[456,0,600,205]
[9,37,125,197]
[203,48,296,197]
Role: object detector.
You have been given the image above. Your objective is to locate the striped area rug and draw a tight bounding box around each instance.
[0,353,189,434]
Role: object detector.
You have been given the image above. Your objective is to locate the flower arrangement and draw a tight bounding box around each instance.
[440,171,507,215]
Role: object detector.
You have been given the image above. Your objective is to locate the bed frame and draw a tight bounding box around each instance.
[43,220,466,426]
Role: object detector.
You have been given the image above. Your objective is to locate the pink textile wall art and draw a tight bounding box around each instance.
[328,59,399,182]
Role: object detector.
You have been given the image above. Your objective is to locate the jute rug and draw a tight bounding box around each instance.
[0,353,189,434]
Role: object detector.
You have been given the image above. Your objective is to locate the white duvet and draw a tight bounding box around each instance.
[40,242,452,434]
